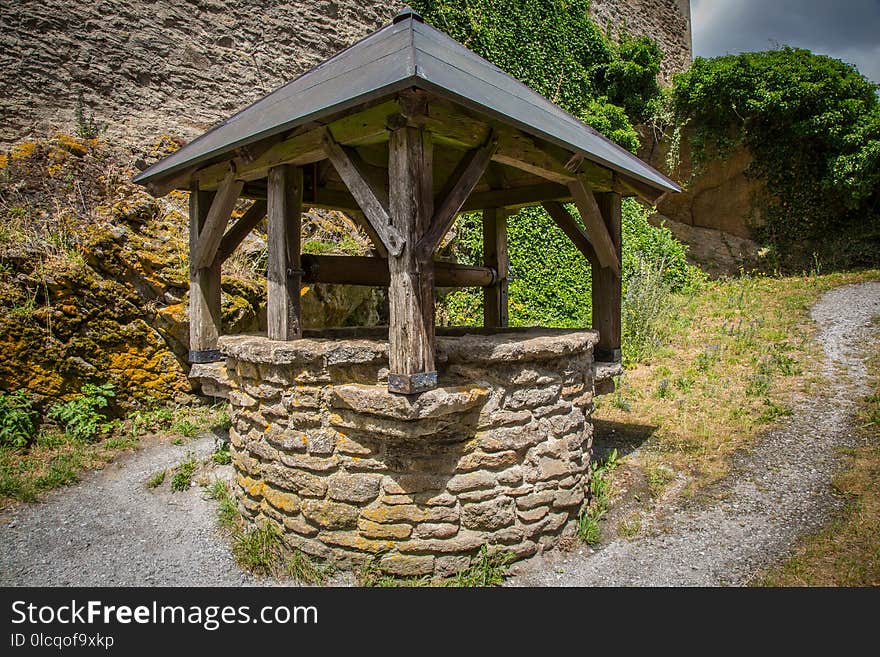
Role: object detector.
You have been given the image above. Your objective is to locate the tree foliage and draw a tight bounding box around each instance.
[669,47,880,269]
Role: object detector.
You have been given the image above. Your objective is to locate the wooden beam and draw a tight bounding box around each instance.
[492,128,575,184]
[216,199,267,263]
[483,208,509,328]
[592,192,622,362]
[188,183,222,362]
[418,133,498,258]
[542,201,598,267]
[322,129,404,256]
[267,165,303,341]
[462,182,571,212]
[187,100,401,192]
[146,165,197,198]
[301,255,495,287]
[190,170,244,269]
[568,174,621,274]
[387,124,436,394]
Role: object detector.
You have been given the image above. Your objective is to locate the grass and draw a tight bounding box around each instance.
[577,448,619,545]
[146,469,166,488]
[170,453,197,492]
[756,328,880,586]
[593,269,880,495]
[0,401,229,509]
[357,545,514,587]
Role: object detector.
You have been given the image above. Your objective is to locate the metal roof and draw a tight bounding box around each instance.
[134,7,680,194]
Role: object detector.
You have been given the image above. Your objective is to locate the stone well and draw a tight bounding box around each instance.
[207,328,611,578]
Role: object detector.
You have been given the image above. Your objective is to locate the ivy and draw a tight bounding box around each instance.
[669,47,880,269]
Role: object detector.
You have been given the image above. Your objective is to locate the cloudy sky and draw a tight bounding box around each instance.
[691,0,880,83]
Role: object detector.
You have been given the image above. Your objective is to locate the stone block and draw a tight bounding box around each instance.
[553,487,585,509]
[281,514,319,538]
[307,428,338,455]
[434,555,471,578]
[475,425,545,452]
[414,523,459,539]
[279,452,339,473]
[301,500,359,530]
[331,383,488,421]
[265,426,308,452]
[358,518,412,540]
[380,553,435,577]
[262,486,301,515]
[516,505,550,523]
[263,463,327,498]
[446,470,497,494]
[455,450,518,473]
[515,490,556,510]
[228,390,257,408]
[327,472,382,504]
[319,531,394,554]
[461,497,515,531]
[504,385,561,411]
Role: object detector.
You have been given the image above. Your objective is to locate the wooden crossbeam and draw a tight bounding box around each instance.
[300,254,495,287]
[216,200,267,263]
[542,201,598,267]
[190,171,244,269]
[146,165,198,198]
[493,128,574,184]
[322,129,404,256]
[417,133,498,258]
[568,174,620,274]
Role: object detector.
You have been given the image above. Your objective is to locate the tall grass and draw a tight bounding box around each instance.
[621,255,674,365]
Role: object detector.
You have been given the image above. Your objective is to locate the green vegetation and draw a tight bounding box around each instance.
[667,48,880,270]
[170,452,197,492]
[146,469,166,489]
[412,1,694,332]
[208,480,240,531]
[0,390,36,449]
[47,383,115,442]
[577,448,619,544]
[212,447,231,465]
[358,544,514,587]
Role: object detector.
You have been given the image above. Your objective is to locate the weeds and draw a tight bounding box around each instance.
[0,390,36,449]
[212,447,231,465]
[616,513,642,539]
[285,550,334,585]
[622,255,673,365]
[171,418,200,438]
[170,453,197,492]
[358,544,513,587]
[47,383,115,442]
[146,470,166,489]
[578,449,619,545]
[232,521,284,576]
[208,479,239,531]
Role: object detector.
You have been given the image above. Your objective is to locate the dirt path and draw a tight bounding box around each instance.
[512,281,880,586]
[0,435,259,586]
[2,282,878,587]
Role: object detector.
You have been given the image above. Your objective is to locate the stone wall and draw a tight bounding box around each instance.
[1,0,691,149]
[217,329,598,577]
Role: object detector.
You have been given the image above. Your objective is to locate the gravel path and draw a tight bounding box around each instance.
[512,281,880,586]
[2,282,878,587]
[0,435,259,586]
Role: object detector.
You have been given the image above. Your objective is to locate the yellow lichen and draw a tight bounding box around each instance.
[9,142,37,161]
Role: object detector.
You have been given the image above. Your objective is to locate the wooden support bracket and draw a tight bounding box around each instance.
[542,201,598,267]
[216,199,267,264]
[417,132,498,259]
[567,174,621,274]
[322,129,405,256]
[190,170,244,269]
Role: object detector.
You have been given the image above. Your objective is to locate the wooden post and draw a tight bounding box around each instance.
[189,183,222,363]
[267,165,303,341]
[592,191,622,362]
[483,207,509,327]
[387,124,436,394]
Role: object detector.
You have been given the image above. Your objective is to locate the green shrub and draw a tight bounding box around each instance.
[0,390,36,449]
[669,47,880,269]
[47,383,115,442]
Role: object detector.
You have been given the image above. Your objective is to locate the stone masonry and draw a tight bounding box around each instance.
[217,329,598,577]
[1,0,691,148]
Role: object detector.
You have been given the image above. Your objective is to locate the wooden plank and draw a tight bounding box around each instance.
[387,124,436,393]
[301,255,495,287]
[418,133,498,258]
[542,201,598,267]
[592,192,622,362]
[192,100,401,191]
[492,128,574,184]
[322,129,404,256]
[146,165,197,198]
[568,174,621,274]
[463,182,571,212]
[191,171,244,269]
[483,207,509,328]
[188,183,222,361]
[216,199,267,263]
[267,165,303,341]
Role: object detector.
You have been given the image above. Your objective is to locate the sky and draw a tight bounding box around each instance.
[691,0,880,83]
